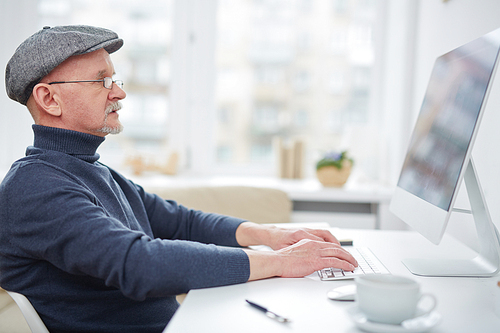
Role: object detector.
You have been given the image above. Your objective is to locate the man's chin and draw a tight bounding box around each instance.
[97,124,124,135]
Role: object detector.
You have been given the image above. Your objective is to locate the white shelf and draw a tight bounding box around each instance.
[291,211,376,229]
[124,173,402,230]
[125,173,394,203]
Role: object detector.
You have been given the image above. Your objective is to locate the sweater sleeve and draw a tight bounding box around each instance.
[0,161,250,300]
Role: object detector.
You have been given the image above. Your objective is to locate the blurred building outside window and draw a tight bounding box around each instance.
[214,0,384,182]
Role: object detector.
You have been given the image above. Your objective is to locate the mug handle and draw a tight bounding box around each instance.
[415,293,437,317]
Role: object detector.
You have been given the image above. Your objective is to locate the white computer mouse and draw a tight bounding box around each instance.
[327,284,357,301]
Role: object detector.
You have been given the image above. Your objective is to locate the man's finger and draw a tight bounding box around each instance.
[305,229,340,244]
[321,257,357,272]
[319,246,358,266]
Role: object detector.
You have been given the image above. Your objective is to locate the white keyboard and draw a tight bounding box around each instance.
[317,247,390,280]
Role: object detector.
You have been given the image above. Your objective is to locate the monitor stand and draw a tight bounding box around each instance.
[403,159,500,277]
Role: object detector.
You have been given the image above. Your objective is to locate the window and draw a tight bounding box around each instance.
[213,0,383,179]
[34,0,385,181]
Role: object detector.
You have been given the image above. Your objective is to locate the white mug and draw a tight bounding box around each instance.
[355,274,437,325]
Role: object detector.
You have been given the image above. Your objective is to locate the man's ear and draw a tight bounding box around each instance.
[31,83,62,117]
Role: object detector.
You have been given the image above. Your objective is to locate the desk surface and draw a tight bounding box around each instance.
[163,229,500,333]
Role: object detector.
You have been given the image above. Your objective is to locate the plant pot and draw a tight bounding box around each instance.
[316,161,352,187]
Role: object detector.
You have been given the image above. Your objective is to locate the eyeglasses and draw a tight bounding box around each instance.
[48,77,124,90]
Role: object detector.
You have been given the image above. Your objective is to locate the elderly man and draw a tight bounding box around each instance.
[0,26,356,333]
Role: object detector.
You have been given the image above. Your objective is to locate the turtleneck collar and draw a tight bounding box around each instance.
[30,125,105,163]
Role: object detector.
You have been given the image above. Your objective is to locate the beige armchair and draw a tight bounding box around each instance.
[146,185,292,223]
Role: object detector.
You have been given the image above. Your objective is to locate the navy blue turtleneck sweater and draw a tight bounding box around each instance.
[0,125,250,333]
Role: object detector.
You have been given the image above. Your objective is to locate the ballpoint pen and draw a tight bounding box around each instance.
[245,299,291,323]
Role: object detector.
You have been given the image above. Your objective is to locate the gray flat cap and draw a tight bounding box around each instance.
[5,25,123,105]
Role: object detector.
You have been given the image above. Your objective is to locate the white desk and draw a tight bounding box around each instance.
[163,229,500,333]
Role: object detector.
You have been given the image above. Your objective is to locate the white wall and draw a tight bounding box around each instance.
[378,0,419,187]
[411,0,500,250]
[0,1,39,173]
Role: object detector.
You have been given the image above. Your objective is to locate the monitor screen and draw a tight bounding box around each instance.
[397,35,500,211]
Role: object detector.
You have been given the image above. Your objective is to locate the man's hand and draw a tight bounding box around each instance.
[235,221,340,250]
[235,222,357,281]
[244,239,357,281]
[264,227,340,250]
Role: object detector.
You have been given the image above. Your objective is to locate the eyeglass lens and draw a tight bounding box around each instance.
[103,77,124,89]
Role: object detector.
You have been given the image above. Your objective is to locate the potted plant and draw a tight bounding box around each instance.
[316,151,353,187]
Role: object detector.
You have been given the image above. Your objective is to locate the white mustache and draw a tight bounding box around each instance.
[105,102,122,115]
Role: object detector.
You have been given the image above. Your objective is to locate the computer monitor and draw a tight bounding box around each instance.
[389,27,500,277]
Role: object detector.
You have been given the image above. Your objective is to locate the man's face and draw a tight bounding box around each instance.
[43,48,126,137]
